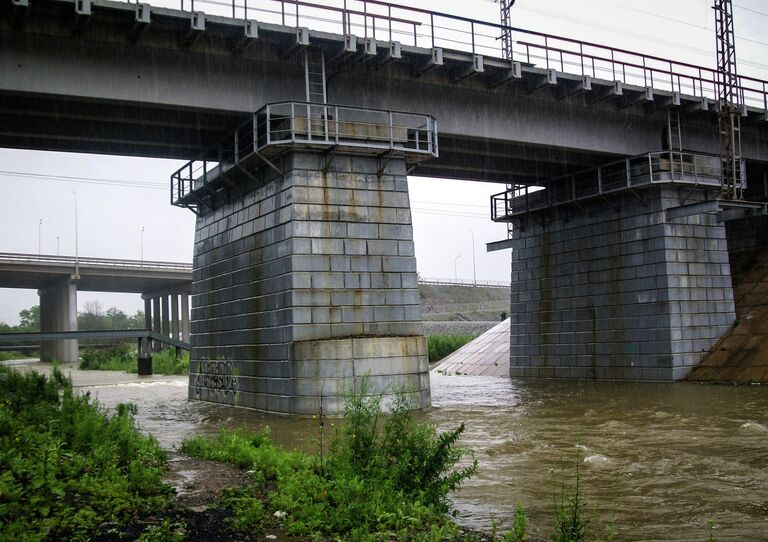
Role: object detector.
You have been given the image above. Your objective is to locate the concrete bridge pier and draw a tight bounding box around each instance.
[509,186,736,380]
[38,276,78,362]
[142,288,191,350]
[188,150,430,415]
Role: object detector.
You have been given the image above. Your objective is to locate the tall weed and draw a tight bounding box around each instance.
[0,367,170,541]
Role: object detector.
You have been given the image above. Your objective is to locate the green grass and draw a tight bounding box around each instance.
[79,344,189,375]
[181,380,480,541]
[428,334,477,362]
[0,351,27,362]
[0,366,171,541]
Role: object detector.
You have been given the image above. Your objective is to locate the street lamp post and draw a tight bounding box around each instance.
[38,219,42,256]
[468,227,477,285]
[453,253,461,282]
[140,226,145,263]
[72,190,79,277]
[56,236,60,256]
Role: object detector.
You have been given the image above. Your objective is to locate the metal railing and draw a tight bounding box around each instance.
[172,101,437,208]
[0,252,192,272]
[419,277,509,288]
[129,0,768,110]
[491,150,743,220]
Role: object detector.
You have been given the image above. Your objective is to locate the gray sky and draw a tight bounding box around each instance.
[1,0,766,324]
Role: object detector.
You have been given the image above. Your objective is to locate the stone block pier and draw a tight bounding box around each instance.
[177,104,437,415]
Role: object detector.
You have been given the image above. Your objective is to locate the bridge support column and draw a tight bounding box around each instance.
[39,277,78,362]
[189,151,430,415]
[160,295,170,339]
[152,297,161,352]
[509,187,735,380]
[181,291,190,343]
[144,298,151,330]
[171,294,179,341]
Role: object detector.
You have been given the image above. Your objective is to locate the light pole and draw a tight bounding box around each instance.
[72,190,79,277]
[140,226,145,263]
[56,236,60,256]
[38,219,42,256]
[467,226,477,285]
[453,253,461,282]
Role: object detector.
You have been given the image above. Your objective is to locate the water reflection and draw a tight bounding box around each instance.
[34,364,768,541]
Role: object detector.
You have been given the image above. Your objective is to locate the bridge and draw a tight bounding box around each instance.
[2,0,768,414]
[0,253,192,361]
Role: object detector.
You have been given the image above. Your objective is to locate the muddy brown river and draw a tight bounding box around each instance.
[15,363,768,541]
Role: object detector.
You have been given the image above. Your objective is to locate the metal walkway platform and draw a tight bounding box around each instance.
[171,101,438,214]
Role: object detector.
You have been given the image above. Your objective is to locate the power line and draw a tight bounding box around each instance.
[734,3,768,17]
[0,170,167,190]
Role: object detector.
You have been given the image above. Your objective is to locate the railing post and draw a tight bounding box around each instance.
[470,21,475,54]
[611,49,615,80]
[388,6,392,42]
[430,13,434,48]
[334,105,340,145]
[579,42,584,76]
[363,0,367,39]
[544,35,549,69]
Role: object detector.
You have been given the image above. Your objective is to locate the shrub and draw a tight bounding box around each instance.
[0,351,26,362]
[79,343,135,372]
[150,348,189,375]
[181,379,477,540]
[0,366,170,541]
[79,345,189,375]
[428,334,476,362]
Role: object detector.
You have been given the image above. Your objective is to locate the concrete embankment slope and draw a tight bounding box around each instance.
[688,215,768,383]
[430,319,510,377]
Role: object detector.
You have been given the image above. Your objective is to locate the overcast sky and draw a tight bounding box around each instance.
[1,0,766,324]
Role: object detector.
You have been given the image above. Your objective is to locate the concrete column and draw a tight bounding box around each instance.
[181,291,190,343]
[144,298,151,330]
[188,151,430,415]
[152,296,161,352]
[508,186,735,381]
[39,277,78,362]
[161,295,170,338]
[171,294,179,341]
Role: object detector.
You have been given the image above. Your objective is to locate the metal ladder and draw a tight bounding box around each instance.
[304,48,326,104]
[667,107,684,178]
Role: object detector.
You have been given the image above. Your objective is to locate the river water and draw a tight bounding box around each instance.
[17,363,768,541]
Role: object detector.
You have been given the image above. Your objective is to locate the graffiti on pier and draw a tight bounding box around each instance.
[192,359,239,402]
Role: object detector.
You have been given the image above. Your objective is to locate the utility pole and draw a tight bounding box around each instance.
[454,253,462,282]
[468,227,477,285]
[713,0,742,200]
[498,0,515,61]
[38,219,42,256]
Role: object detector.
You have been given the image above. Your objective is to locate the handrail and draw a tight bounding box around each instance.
[0,329,191,350]
[0,252,192,271]
[144,0,768,110]
[491,150,740,221]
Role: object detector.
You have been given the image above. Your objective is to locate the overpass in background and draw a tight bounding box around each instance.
[2,0,768,414]
[0,253,192,361]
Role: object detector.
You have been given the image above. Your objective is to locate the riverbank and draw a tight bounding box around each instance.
[4,361,768,540]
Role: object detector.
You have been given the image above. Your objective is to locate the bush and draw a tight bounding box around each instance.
[0,366,170,541]
[181,379,478,540]
[428,334,476,362]
[150,348,189,375]
[79,345,189,375]
[79,343,135,371]
[0,351,26,362]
